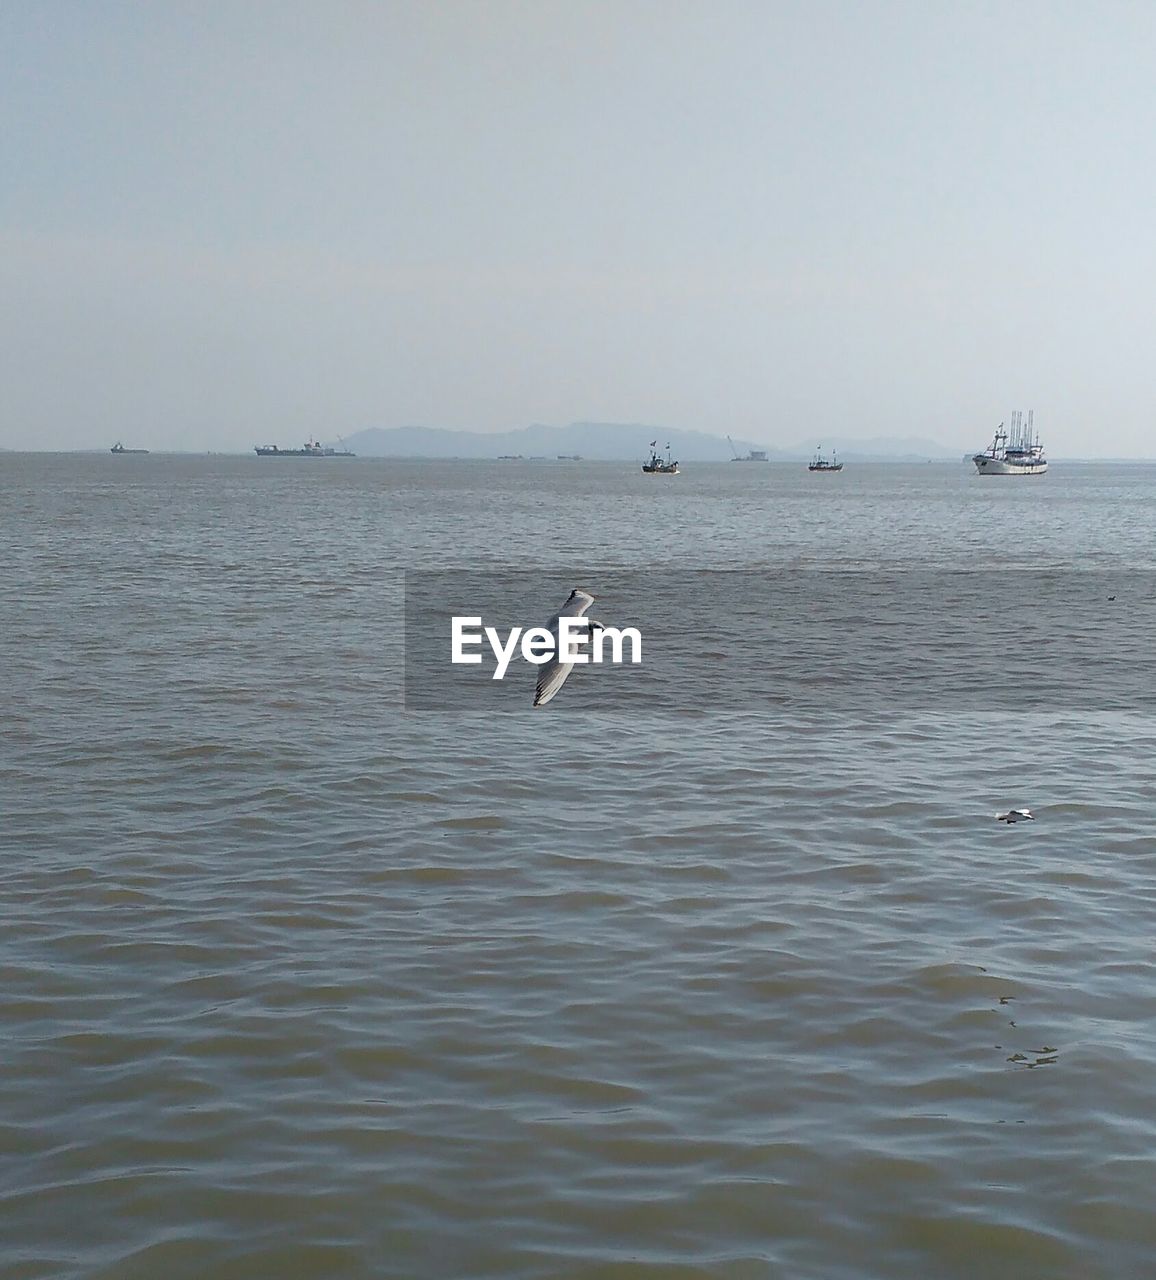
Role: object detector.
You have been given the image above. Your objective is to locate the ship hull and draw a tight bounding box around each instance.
[973,455,1047,475]
[254,447,355,457]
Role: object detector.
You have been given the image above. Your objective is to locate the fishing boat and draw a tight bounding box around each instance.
[642,441,680,474]
[254,437,356,457]
[972,412,1047,475]
[808,445,842,472]
[110,441,148,454]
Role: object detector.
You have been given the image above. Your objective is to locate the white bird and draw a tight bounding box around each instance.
[533,588,603,707]
[996,809,1035,823]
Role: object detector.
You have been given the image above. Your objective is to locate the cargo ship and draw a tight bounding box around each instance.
[254,438,355,457]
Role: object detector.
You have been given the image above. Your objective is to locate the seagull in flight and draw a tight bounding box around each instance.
[533,588,604,707]
[996,809,1035,823]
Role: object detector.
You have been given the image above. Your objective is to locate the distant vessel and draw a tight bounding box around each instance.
[728,435,768,462]
[642,441,679,474]
[973,412,1047,475]
[808,445,842,472]
[557,454,583,461]
[110,441,148,454]
[254,437,355,457]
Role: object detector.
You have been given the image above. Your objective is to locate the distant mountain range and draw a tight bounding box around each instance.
[339,422,960,461]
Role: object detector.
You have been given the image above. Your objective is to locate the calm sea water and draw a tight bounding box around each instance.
[3,452,1156,1279]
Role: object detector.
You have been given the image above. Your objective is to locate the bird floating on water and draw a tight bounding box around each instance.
[533,588,604,707]
[996,809,1035,823]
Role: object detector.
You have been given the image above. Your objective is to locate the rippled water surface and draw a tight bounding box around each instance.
[3,453,1156,1279]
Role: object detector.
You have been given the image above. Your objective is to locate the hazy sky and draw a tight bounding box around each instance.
[3,1,1155,455]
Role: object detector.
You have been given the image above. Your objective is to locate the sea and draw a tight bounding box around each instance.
[3,451,1155,1280]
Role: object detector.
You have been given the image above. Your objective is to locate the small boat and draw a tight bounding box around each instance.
[728,436,768,462]
[254,437,355,457]
[973,411,1047,475]
[808,445,842,472]
[642,441,680,474]
[110,441,149,454]
[557,454,583,461]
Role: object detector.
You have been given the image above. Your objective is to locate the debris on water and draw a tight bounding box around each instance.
[1007,1048,1059,1068]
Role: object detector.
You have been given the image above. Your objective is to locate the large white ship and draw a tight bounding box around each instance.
[973,411,1047,475]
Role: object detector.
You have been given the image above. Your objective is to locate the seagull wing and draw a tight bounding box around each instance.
[549,589,593,622]
[533,590,595,707]
[534,648,574,706]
